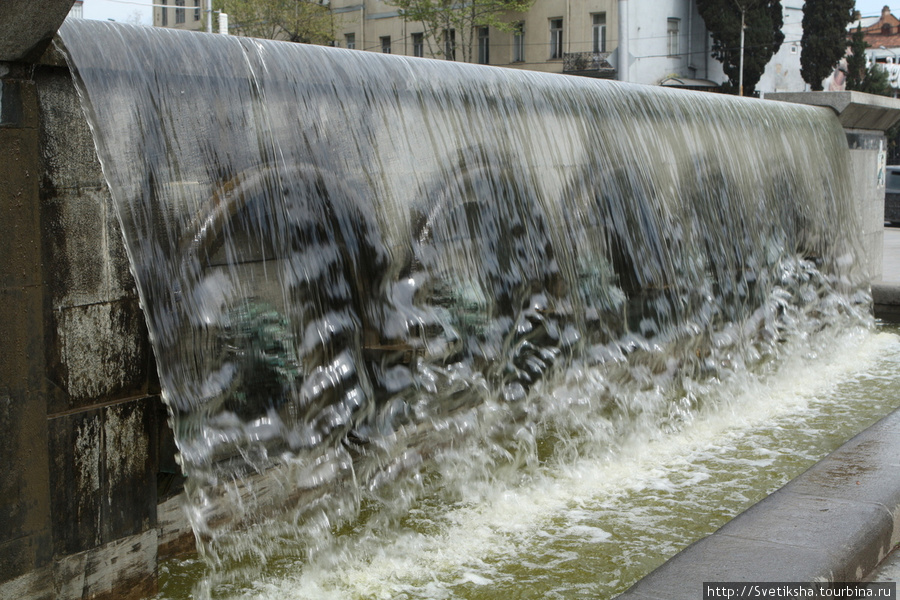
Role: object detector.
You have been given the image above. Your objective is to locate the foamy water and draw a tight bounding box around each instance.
[158,325,900,600]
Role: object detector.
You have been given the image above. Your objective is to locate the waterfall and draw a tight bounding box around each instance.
[58,18,871,578]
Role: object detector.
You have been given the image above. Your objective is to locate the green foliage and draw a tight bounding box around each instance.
[213,0,334,44]
[846,23,895,97]
[696,0,785,95]
[387,0,533,62]
[800,0,855,90]
[859,62,892,95]
[846,25,868,90]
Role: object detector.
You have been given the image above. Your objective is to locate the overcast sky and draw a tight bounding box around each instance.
[79,0,900,29]
[83,0,153,26]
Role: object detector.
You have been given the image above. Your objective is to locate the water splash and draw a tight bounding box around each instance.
[58,19,871,586]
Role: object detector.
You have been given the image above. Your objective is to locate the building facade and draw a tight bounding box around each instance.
[155,0,209,31]
[329,0,723,85]
[153,0,728,87]
[756,2,805,94]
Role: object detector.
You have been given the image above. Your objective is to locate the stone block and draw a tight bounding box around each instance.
[1,77,39,129]
[42,187,110,308]
[0,528,158,600]
[0,286,45,395]
[46,298,150,413]
[768,92,900,131]
[0,0,73,63]
[49,397,159,555]
[48,409,103,556]
[101,399,158,544]
[0,389,52,583]
[35,68,105,192]
[0,532,53,586]
[0,125,42,290]
[41,185,135,311]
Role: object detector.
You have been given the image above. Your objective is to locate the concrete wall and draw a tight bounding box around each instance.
[0,46,187,600]
[847,129,887,282]
[768,91,900,283]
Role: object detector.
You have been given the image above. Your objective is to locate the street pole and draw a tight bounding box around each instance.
[207,0,213,33]
[618,0,629,82]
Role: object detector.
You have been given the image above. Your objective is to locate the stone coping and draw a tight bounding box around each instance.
[767,91,900,132]
[616,407,900,599]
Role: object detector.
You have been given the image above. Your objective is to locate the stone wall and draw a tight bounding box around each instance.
[0,49,185,600]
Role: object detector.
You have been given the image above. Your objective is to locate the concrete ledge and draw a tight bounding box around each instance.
[874,283,900,322]
[0,0,74,63]
[767,91,900,131]
[617,408,900,599]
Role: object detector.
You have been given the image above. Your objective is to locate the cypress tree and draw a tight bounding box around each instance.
[696,0,785,95]
[800,0,856,90]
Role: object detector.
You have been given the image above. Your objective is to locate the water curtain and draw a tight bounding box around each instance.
[58,19,870,568]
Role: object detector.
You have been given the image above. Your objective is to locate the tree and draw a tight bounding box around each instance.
[696,0,785,95]
[846,24,892,95]
[846,24,868,89]
[800,0,855,90]
[213,0,334,44]
[386,0,533,63]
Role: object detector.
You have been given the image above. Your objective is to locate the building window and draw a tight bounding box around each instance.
[345,33,356,49]
[194,0,200,21]
[513,22,525,62]
[381,36,391,53]
[176,0,185,24]
[550,18,563,59]
[161,0,168,26]
[592,13,607,53]
[478,27,490,64]
[667,18,680,57]
[412,32,424,57]
[883,24,893,36]
[444,28,456,60]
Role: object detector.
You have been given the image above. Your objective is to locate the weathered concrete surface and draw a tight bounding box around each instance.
[0,528,157,600]
[0,64,54,586]
[1,46,173,600]
[768,91,900,131]
[617,408,900,599]
[0,1,74,63]
[874,226,900,322]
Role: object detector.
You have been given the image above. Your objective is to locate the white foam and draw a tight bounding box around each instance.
[202,327,900,600]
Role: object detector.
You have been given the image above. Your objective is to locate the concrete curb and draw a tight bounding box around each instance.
[874,283,900,306]
[616,408,900,599]
[873,283,900,322]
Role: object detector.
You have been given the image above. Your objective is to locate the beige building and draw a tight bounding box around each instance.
[155,0,209,31]
[153,0,725,87]
[330,0,618,78]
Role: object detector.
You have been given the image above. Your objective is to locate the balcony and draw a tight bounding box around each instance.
[563,51,616,79]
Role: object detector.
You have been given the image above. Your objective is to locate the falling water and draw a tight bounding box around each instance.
[58,18,877,597]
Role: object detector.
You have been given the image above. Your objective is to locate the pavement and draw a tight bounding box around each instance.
[615,227,900,599]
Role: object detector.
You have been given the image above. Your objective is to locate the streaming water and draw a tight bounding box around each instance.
[155,324,900,599]
[56,19,879,599]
